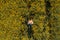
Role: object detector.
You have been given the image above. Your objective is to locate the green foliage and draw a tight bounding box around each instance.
[0,0,60,40]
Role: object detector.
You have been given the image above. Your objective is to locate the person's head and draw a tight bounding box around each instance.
[29,18,33,20]
[30,16,33,19]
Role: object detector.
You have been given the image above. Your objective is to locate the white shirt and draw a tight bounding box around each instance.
[28,20,33,24]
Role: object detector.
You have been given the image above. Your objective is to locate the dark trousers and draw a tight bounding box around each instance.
[27,24,37,40]
[27,24,33,38]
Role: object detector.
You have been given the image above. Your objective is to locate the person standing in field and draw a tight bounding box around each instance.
[27,18,34,38]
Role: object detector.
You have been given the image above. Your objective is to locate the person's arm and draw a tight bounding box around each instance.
[31,21,33,24]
